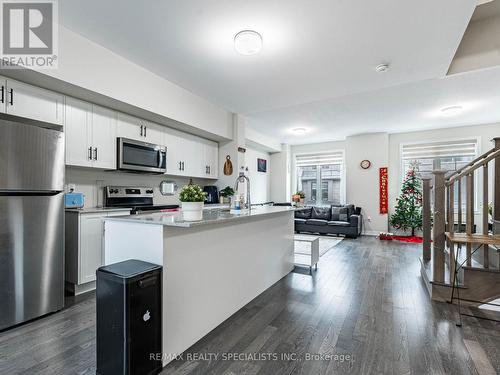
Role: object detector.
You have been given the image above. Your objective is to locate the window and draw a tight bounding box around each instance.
[296,151,344,206]
[401,138,479,209]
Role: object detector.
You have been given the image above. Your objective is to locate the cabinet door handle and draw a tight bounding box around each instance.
[0,85,4,104]
[182,161,185,171]
[93,147,98,160]
[144,126,147,137]
[88,147,92,160]
[8,88,13,105]
[140,125,143,136]
[209,166,211,174]
[178,161,182,171]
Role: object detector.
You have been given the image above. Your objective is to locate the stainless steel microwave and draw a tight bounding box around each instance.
[117,137,166,173]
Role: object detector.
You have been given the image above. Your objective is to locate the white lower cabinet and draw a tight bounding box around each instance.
[65,210,130,294]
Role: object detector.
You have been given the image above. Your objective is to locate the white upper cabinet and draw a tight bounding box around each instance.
[4,78,64,125]
[143,121,164,145]
[202,139,219,179]
[117,112,145,142]
[65,97,117,169]
[91,105,117,169]
[117,113,163,145]
[164,128,188,176]
[65,97,92,167]
[164,128,218,179]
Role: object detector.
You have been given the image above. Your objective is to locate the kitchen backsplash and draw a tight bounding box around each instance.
[66,167,211,208]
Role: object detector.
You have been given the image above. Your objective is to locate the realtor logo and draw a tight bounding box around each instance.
[0,0,58,68]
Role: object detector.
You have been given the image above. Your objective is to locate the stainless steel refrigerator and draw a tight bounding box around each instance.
[0,118,65,330]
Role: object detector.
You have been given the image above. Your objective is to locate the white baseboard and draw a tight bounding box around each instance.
[363,230,380,236]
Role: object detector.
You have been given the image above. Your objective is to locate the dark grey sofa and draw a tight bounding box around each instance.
[295,205,362,238]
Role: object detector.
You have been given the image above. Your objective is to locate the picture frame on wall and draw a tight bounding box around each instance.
[257,158,267,172]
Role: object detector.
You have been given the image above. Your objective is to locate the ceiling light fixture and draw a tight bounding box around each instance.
[292,127,307,135]
[234,30,263,55]
[375,63,389,73]
[441,105,463,117]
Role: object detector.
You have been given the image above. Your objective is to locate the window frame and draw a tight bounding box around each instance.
[293,150,346,206]
[399,136,481,212]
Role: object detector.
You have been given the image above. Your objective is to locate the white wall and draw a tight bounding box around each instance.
[66,167,210,208]
[245,126,282,153]
[32,26,233,139]
[270,144,291,203]
[245,147,271,204]
[346,133,389,235]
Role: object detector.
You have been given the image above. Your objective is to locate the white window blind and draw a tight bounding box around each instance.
[295,151,344,167]
[401,139,477,161]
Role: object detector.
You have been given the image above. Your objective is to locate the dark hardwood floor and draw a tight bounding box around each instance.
[1,236,499,375]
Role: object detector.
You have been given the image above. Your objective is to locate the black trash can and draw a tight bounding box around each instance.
[96,259,162,375]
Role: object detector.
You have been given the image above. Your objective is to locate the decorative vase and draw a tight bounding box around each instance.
[181,201,204,221]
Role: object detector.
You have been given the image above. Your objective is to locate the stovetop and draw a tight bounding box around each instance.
[104,186,179,214]
[130,204,179,214]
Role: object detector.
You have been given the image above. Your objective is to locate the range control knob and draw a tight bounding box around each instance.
[146,189,154,194]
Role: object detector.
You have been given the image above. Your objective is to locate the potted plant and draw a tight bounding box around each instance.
[293,191,306,206]
[219,186,235,204]
[179,184,207,221]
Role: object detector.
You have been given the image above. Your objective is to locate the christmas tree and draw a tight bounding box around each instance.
[390,168,423,236]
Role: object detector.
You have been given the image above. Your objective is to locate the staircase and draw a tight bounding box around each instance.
[420,138,500,307]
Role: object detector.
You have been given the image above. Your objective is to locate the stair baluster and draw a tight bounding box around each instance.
[422,177,432,261]
[432,170,446,283]
[482,164,489,268]
[448,180,456,279]
[466,173,474,267]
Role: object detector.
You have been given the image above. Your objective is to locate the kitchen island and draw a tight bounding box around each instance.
[103,206,295,365]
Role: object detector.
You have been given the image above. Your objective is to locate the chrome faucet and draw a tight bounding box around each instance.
[234,171,251,209]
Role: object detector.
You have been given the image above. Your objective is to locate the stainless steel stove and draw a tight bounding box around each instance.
[104,186,179,214]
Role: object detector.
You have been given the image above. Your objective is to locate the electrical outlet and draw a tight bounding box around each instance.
[367,216,372,222]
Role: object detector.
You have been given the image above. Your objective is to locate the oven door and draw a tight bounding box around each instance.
[117,138,166,173]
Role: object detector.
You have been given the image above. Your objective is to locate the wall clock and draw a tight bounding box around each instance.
[360,160,371,169]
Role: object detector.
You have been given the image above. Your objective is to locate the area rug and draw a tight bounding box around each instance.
[294,235,343,257]
[392,235,424,243]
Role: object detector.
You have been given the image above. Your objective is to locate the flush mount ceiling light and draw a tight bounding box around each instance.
[375,63,390,72]
[441,105,463,117]
[292,127,307,135]
[234,30,263,55]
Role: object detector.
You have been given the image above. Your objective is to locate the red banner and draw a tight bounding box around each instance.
[379,167,388,214]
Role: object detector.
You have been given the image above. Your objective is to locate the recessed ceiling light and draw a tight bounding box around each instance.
[441,105,463,117]
[292,127,307,135]
[234,30,263,55]
[375,63,389,72]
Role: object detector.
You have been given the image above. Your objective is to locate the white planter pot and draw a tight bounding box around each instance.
[181,201,204,221]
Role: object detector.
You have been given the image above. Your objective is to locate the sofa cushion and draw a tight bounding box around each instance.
[345,204,355,217]
[294,218,307,224]
[295,207,312,219]
[311,206,331,221]
[305,219,328,226]
[331,206,349,222]
[327,220,351,227]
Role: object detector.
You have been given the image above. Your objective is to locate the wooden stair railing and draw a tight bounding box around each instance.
[421,138,500,286]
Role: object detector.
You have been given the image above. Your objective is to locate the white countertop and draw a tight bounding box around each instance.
[103,206,295,228]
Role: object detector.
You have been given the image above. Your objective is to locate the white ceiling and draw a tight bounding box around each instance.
[60,0,476,115]
[60,0,500,145]
[246,66,500,144]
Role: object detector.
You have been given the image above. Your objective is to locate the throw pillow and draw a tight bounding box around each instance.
[311,206,331,221]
